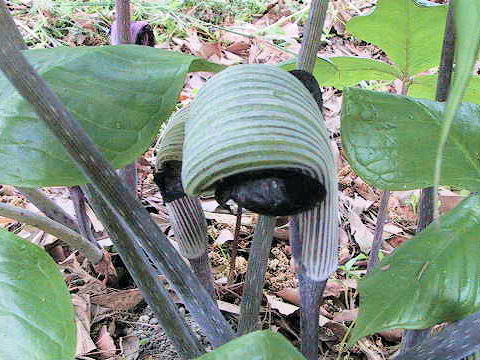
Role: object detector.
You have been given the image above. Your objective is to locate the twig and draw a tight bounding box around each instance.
[228,207,243,285]
[0,202,103,264]
[237,215,276,335]
[366,190,391,273]
[0,8,234,347]
[399,4,455,354]
[70,186,98,247]
[83,185,205,358]
[16,187,79,231]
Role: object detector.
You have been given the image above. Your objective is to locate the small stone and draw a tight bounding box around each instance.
[139,315,150,323]
[149,317,159,325]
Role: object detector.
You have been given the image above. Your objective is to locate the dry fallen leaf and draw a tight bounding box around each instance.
[214,228,234,245]
[120,335,140,360]
[91,289,143,311]
[348,211,373,254]
[217,300,240,314]
[379,328,403,342]
[73,294,96,356]
[266,294,299,315]
[95,325,117,359]
[276,287,300,306]
[333,308,359,322]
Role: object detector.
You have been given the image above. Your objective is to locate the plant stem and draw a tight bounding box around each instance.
[70,186,98,247]
[228,207,243,285]
[84,184,205,358]
[395,310,480,360]
[165,196,216,298]
[366,190,390,273]
[237,215,276,335]
[0,0,26,50]
[17,187,79,231]
[111,0,137,194]
[295,2,331,358]
[300,274,326,360]
[399,4,455,354]
[297,0,329,73]
[189,251,216,298]
[112,0,131,45]
[0,202,103,264]
[0,10,234,346]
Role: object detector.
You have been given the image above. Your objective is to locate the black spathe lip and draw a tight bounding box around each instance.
[215,168,326,216]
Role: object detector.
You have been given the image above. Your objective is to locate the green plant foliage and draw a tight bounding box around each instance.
[350,195,480,343]
[196,330,306,359]
[346,0,447,77]
[341,87,480,191]
[0,228,76,359]
[281,56,400,89]
[0,45,222,187]
[433,2,480,206]
[410,75,480,106]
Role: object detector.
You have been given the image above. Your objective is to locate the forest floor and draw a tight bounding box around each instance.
[3,0,454,359]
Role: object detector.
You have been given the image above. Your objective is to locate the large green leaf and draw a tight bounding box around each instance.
[350,195,480,343]
[0,228,76,359]
[281,56,401,89]
[346,0,447,76]
[341,87,480,191]
[0,45,222,187]
[197,330,305,360]
[409,75,480,106]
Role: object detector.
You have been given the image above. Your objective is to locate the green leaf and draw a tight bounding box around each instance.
[0,228,76,359]
[0,45,221,187]
[196,330,306,360]
[280,56,401,89]
[350,195,480,343]
[433,3,480,210]
[346,0,447,76]
[341,87,480,191]
[409,75,480,106]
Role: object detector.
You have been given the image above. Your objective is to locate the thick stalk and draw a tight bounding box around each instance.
[111,0,137,193]
[189,252,216,298]
[0,11,234,346]
[165,196,216,298]
[84,185,205,358]
[366,190,391,273]
[112,0,131,45]
[300,275,326,360]
[400,5,455,353]
[297,0,329,73]
[0,202,103,264]
[295,2,331,358]
[0,0,26,50]
[395,310,480,360]
[17,187,79,231]
[70,186,98,247]
[237,216,276,335]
